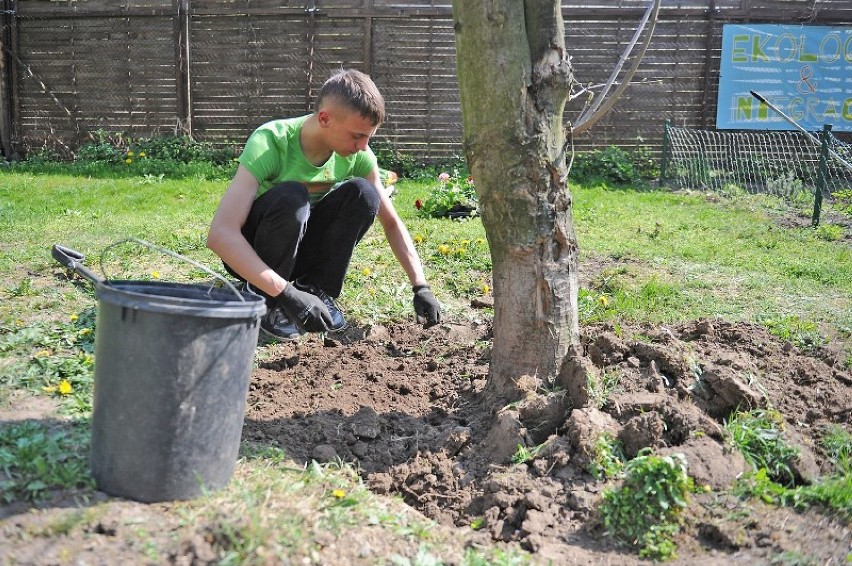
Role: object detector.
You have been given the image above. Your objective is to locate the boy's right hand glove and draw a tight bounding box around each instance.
[276,283,333,332]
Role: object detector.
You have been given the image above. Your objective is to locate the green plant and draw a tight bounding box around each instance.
[814,223,844,242]
[417,170,478,219]
[600,451,693,560]
[588,432,625,479]
[511,443,544,465]
[371,139,418,178]
[759,315,824,351]
[570,145,655,186]
[831,189,852,216]
[587,368,622,409]
[0,420,94,502]
[821,426,852,474]
[725,409,800,486]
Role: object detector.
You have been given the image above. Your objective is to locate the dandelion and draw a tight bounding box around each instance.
[437,244,450,255]
[138,151,146,158]
[151,270,161,279]
[461,239,470,246]
[368,288,377,296]
[34,350,51,358]
[438,172,451,182]
[332,489,346,499]
[475,238,486,245]
[125,158,132,165]
[480,283,490,294]
[413,234,424,244]
[126,151,134,157]
[58,380,73,395]
[42,385,57,393]
[69,314,79,322]
[598,295,610,307]
[454,247,467,257]
[362,267,372,277]
[79,328,92,336]
[414,199,423,210]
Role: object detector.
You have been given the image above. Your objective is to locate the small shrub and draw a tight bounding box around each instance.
[570,145,656,186]
[371,139,418,178]
[600,451,692,561]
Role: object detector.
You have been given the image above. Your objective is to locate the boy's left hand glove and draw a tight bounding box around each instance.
[413,284,441,328]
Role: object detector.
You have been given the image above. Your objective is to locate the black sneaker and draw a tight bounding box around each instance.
[259,306,304,342]
[295,281,347,332]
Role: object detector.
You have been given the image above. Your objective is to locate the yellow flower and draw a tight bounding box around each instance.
[332,489,346,499]
[69,314,79,322]
[126,151,134,157]
[79,328,92,336]
[125,158,132,165]
[362,267,372,277]
[461,240,470,246]
[138,151,146,158]
[475,238,486,245]
[598,295,610,307]
[368,288,377,295]
[437,244,450,255]
[151,271,161,279]
[480,283,490,294]
[34,350,51,358]
[454,247,467,257]
[413,234,424,244]
[58,380,73,395]
[42,385,57,393]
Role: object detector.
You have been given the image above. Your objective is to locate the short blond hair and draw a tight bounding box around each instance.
[315,69,385,126]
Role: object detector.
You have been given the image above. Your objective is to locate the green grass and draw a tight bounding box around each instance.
[573,185,852,334]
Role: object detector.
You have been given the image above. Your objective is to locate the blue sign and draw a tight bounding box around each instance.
[716,24,852,132]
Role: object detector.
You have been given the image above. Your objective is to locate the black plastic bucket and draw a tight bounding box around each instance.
[52,242,266,502]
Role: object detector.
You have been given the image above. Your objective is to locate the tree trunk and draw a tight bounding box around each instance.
[452,2,580,399]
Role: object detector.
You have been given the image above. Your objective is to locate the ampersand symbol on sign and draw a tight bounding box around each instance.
[798,65,817,94]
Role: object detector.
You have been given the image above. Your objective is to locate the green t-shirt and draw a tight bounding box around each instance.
[238,115,378,204]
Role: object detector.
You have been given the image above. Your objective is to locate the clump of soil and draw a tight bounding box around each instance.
[244,318,851,563]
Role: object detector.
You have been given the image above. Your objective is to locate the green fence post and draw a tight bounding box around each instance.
[660,119,671,186]
[812,124,832,227]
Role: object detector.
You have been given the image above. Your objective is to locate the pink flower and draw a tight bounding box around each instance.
[438,172,451,182]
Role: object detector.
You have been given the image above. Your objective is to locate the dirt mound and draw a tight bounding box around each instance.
[244,318,851,563]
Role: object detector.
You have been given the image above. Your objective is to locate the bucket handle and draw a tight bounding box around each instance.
[100,238,246,303]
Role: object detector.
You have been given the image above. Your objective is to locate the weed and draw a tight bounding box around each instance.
[511,443,544,465]
[587,432,625,479]
[0,420,94,502]
[821,426,852,473]
[587,368,622,409]
[600,451,693,561]
[726,409,800,486]
[760,315,824,351]
[814,223,844,242]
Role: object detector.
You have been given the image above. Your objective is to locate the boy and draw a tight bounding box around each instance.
[207,69,440,341]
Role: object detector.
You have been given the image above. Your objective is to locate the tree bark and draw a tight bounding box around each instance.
[452,1,579,399]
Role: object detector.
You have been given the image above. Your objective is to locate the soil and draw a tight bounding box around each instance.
[2,315,851,564]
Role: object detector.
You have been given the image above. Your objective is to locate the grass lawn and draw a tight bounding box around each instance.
[1,168,850,563]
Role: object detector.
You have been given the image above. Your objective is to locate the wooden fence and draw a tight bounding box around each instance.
[1,0,851,161]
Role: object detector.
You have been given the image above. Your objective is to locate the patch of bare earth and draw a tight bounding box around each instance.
[239,318,850,564]
[2,318,850,564]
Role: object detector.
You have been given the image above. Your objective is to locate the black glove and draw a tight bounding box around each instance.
[413,284,441,328]
[275,283,333,333]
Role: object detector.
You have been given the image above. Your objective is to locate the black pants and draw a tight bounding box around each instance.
[227,178,380,298]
